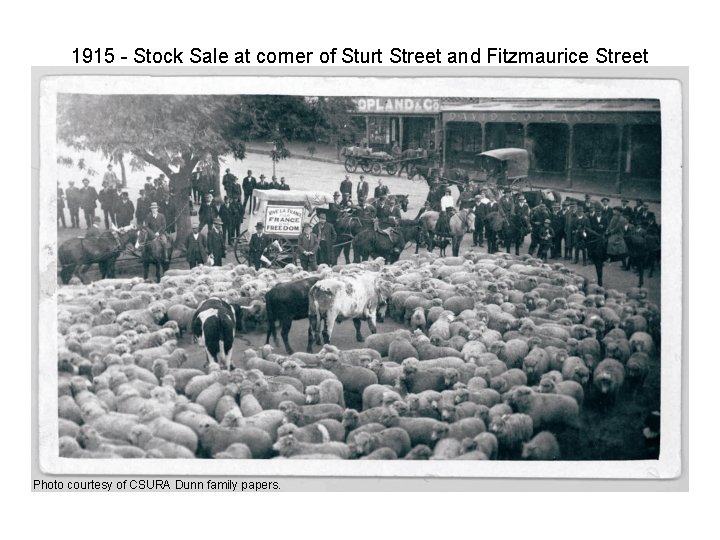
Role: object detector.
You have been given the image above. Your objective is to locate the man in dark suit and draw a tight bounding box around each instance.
[115,192,135,228]
[587,203,608,236]
[599,197,613,225]
[279,177,290,190]
[635,202,656,228]
[340,175,353,198]
[98,182,114,229]
[222,168,239,200]
[66,180,81,228]
[356,175,369,202]
[620,198,634,222]
[242,170,256,214]
[135,189,151,227]
[248,223,272,270]
[79,178,99,228]
[145,201,169,253]
[206,218,226,267]
[185,223,208,268]
[312,210,337,266]
[270,176,281,190]
[198,193,214,232]
[57,182,66,228]
[296,223,319,271]
[374,178,389,199]
[256,174,269,190]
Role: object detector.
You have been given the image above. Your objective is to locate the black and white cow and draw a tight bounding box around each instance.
[191,297,236,369]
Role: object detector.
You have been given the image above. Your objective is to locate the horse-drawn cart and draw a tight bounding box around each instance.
[342,147,435,179]
[233,189,334,267]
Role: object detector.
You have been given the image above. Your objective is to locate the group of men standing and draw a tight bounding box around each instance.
[213,169,290,215]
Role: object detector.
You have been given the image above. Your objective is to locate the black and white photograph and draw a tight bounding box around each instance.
[38,76,681,477]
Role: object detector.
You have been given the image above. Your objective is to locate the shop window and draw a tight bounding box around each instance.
[573,124,618,171]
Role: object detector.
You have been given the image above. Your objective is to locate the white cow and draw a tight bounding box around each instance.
[307,272,392,351]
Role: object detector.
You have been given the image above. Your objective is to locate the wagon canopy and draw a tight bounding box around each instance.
[476,148,530,180]
[247,189,334,237]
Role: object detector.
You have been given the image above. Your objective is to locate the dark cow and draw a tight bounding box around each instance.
[265,276,321,355]
[191,298,236,370]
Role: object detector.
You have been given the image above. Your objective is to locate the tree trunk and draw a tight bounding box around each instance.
[169,172,192,250]
[211,152,221,196]
[117,154,127,188]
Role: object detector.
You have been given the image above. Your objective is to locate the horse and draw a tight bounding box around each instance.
[136,229,173,282]
[626,226,659,287]
[352,219,424,263]
[500,212,528,256]
[334,214,372,264]
[418,208,476,257]
[580,227,608,287]
[58,226,138,284]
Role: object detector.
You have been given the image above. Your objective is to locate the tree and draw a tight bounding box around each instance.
[57,94,245,246]
[269,137,291,177]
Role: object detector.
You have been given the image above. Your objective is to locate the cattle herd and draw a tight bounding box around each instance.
[56,247,661,461]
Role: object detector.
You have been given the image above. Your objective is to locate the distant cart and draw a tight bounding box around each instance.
[233,189,334,266]
[342,147,434,179]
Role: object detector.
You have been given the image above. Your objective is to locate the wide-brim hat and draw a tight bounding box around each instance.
[303,223,312,230]
[150,202,159,209]
[121,192,129,197]
[601,197,610,203]
[255,223,264,229]
[260,174,266,179]
[82,178,90,184]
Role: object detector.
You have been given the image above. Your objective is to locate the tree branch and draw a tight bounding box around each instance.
[132,148,175,177]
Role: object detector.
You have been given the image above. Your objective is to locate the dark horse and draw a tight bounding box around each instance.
[626,225,660,287]
[335,214,371,264]
[580,227,608,287]
[136,229,173,282]
[501,213,528,256]
[352,220,423,263]
[58,226,138,284]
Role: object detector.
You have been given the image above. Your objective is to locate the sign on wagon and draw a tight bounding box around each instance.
[264,205,304,235]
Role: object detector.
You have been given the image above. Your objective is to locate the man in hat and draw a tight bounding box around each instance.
[102,164,119,190]
[191,167,202,204]
[515,194,532,246]
[145,202,169,254]
[356,175,369,202]
[499,188,514,217]
[85,216,103,239]
[564,202,577,260]
[528,201,550,256]
[249,223,272,270]
[296,222,319,271]
[279,177,290,190]
[66,180,81,228]
[583,193,594,214]
[635,202,655,228]
[135,189,151,227]
[340,175,353,198]
[587,202,608,236]
[228,195,244,244]
[154,174,169,201]
[207,218,226,267]
[572,207,589,265]
[242,170,256,214]
[340,191,353,211]
[550,203,564,259]
[270,175,281,190]
[537,218,555,263]
[185,223,207,269]
[98,180,115,229]
[620,198,634,222]
[600,197,613,224]
[198,193,214,232]
[312,210,336,266]
[115,192,135,228]
[256,174,269,191]
[79,178,99,228]
[374,178,389,200]
[327,192,343,225]
[472,193,486,247]
[212,196,231,244]
[222,168,239,200]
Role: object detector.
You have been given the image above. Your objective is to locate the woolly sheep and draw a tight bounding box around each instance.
[489,413,534,458]
[538,376,584,407]
[472,432,499,460]
[490,369,528,394]
[561,356,591,386]
[388,338,419,364]
[625,352,650,395]
[507,386,581,430]
[593,358,625,408]
[629,332,655,355]
[305,379,346,408]
[521,431,561,460]
[273,435,351,459]
[352,427,412,458]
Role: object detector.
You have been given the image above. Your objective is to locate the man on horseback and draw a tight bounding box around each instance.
[145,202,170,257]
[374,196,402,246]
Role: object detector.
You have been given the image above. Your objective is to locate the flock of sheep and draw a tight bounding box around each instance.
[56,250,660,460]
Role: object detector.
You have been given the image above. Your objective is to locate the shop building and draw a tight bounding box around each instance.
[441,99,661,193]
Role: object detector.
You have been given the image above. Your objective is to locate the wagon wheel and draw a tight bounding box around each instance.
[360,159,373,173]
[344,157,358,173]
[384,162,398,175]
[267,237,296,269]
[371,162,383,175]
[233,230,250,264]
